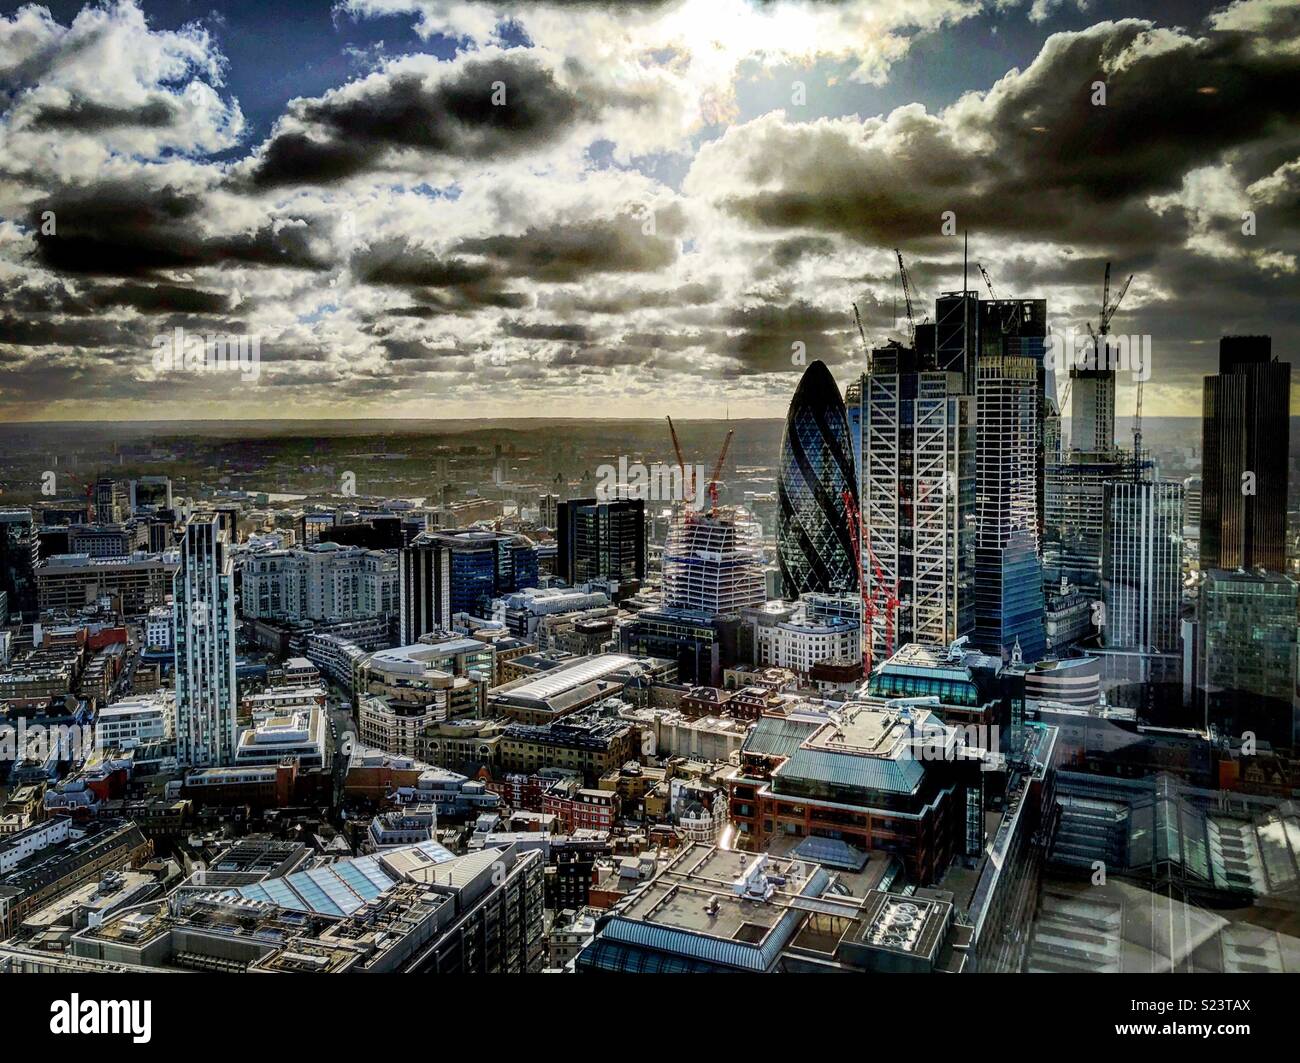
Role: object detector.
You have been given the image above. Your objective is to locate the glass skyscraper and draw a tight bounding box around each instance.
[777,359,858,598]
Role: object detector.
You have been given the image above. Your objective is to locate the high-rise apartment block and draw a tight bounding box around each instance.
[174,514,239,767]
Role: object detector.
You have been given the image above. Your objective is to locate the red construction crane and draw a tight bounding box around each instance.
[841,489,874,676]
[706,428,734,518]
[665,415,695,523]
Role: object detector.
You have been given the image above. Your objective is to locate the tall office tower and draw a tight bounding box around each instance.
[0,508,38,620]
[556,497,645,588]
[663,510,765,616]
[1042,452,1132,598]
[979,298,1049,537]
[1201,335,1289,572]
[400,535,450,644]
[1101,480,1183,654]
[857,364,976,658]
[974,353,1046,661]
[934,290,980,394]
[400,530,539,640]
[174,515,239,767]
[777,360,858,597]
[1068,367,1116,453]
[1198,569,1298,747]
[94,477,129,524]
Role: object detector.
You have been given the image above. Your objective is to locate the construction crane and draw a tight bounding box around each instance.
[893,249,917,347]
[976,261,1018,333]
[852,302,872,371]
[665,415,693,520]
[706,428,734,518]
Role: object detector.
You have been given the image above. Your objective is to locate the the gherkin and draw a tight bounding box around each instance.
[777,359,859,597]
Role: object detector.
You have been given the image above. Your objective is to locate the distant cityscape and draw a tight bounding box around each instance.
[1,0,1297,999]
[0,267,1297,975]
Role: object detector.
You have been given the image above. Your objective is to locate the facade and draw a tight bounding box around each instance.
[400,530,539,643]
[174,515,239,768]
[726,703,980,885]
[0,509,40,618]
[1068,368,1116,454]
[662,511,765,617]
[1198,569,1298,747]
[1043,453,1131,600]
[850,361,976,659]
[975,353,1046,661]
[240,542,398,621]
[555,497,645,587]
[777,360,859,597]
[1200,335,1288,573]
[1101,480,1183,654]
[95,692,174,749]
[36,552,178,615]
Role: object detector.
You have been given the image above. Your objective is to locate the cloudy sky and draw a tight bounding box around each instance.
[0,0,1296,423]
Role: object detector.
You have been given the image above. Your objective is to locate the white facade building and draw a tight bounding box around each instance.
[240,542,398,621]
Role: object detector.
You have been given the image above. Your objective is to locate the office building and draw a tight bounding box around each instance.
[1201,335,1289,573]
[1102,480,1183,654]
[400,530,539,642]
[174,515,239,768]
[849,361,976,659]
[975,352,1046,661]
[94,478,129,525]
[36,552,179,616]
[1198,569,1298,747]
[0,509,38,619]
[662,510,765,617]
[777,359,858,597]
[555,497,645,588]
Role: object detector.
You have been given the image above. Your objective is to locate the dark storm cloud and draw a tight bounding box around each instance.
[720,300,853,375]
[539,280,721,316]
[696,18,1300,252]
[500,319,593,341]
[245,53,595,188]
[24,94,179,131]
[454,210,680,282]
[351,237,533,312]
[25,181,332,277]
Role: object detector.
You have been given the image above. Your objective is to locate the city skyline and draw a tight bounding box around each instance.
[2,0,1297,423]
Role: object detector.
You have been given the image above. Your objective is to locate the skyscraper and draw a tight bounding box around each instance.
[1200,335,1289,573]
[400,530,540,641]
[400,534,450,644]
[556,497,645,588]
[174,514,239,767]
[1101,480,1183,654]
[974,352,1046,661]
[662,510,765,617]
[1068,367,1116,453]
[1197,568,1298,747]
[852,355,976,658]
[777,360,858,598]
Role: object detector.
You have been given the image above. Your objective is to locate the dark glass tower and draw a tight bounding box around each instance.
[1200,336,1289,573]
[556,497,645,587]
[777,360,858,597]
